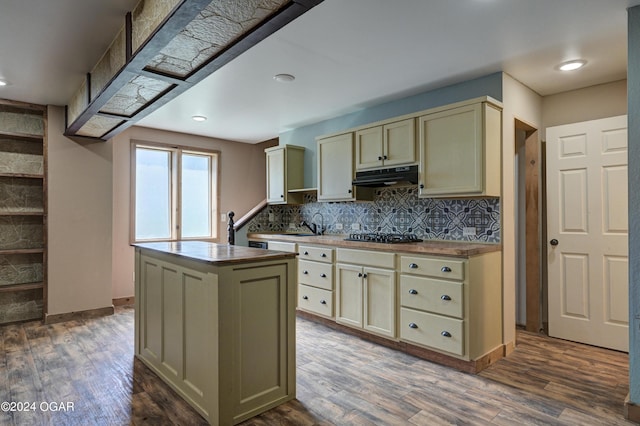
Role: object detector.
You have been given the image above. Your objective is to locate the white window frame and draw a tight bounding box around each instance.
[130,141,220,243]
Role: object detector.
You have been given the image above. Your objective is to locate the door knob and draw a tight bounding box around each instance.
[550,239,559,246]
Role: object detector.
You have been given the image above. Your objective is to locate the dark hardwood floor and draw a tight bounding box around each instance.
[0,305,633,425]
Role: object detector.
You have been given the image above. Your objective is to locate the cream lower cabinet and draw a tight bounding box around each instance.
[398,251,502,360]
[335,248,396,338]
[297,245,334,318]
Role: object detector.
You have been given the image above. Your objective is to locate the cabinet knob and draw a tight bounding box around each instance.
[409,322,418,329]
[320,299,327,305]
[348,189,353,194]
[441,266,452,273]
[378,156,383,161]
[383,155,388,160]
[320,273,327,278]
[321,253,327,257]
[409,263,418,269]
[441,294,451,301]
[419,184,424,189]
[363,273,368,278]
[441,331,452,338]
[409,289,418,295]
[304,251,309,255]
[303,270,309,275]
[302,295,308,300]
[358,272,363,278]
[280,194,284,198]
[550,239,559,246]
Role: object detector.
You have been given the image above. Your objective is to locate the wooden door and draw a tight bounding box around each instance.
[384,118,416,167]
[418,103,483,196]
[355,126,383,170]
[335,263,363,328]
[363,267,396,338]
[317,133,355,201]
[546,115,628,351]
[266,147,285,203]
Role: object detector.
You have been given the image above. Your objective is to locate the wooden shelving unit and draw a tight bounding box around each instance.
[0,99,47,324]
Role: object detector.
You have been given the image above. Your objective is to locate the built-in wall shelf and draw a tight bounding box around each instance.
[0,173,44,179]
[0,130,43,143]
[0,282,44,293]
[288,188,317,193]
[0,248,45,255]
[0,98,47,324]
[0,211,44,216]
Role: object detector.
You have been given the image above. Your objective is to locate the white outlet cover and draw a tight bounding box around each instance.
[335,223,343,230]
[463,227,476,236]
[351,223,361,230]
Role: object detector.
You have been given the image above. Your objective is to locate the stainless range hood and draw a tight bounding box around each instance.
[352,165,419,187]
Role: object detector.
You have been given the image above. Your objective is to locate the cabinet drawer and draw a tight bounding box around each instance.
[400,256,464,280]
[298,284,333,318]
[298,245,333,263]
[298,260,333,290]
[400,308,464,356]
[267,241,297,253]
[400,275,463,319]
[336,248,395,269]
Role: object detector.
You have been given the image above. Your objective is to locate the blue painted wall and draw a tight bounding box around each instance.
[628,5,640,404]
[278,72,503,187]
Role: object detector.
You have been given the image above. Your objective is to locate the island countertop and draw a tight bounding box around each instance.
[134,240,297,266]
[247,233,501,257]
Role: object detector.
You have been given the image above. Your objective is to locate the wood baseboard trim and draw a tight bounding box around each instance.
[44,306,115,324]
[503,340,516,356]
[113,296,135,306]
[296,310,503,373]
[625,394,640,423]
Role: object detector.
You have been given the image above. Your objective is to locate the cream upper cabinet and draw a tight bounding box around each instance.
[335,248,396,338]
[418,101,501,197]
[265,145,304,204]
[317,133,373,202]
[355,118,416,170]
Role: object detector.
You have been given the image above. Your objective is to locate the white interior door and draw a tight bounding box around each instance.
[546,115,628,352]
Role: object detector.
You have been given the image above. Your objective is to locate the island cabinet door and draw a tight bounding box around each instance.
[223,262,295,424]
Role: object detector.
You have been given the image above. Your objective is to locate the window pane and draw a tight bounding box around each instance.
[181,153,211,238]
[136,148,171,240]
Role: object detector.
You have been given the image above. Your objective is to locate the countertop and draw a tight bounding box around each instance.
[247,233,501,257]
[134,241,297,266]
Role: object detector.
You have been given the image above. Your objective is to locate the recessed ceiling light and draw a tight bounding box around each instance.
[273,73,295,83]
[557,60,587,71]
[192,115,207,122]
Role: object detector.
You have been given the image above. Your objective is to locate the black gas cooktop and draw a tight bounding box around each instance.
[344,232,423,244]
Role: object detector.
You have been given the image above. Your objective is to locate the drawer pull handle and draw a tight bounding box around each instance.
[408,322,418,329]
[440,295,451,301]
[441,266,452,273]
[321,253,327,258]
[409,289,418,295]
[302,295,308,300]
[441,331,452,338]
[320,299,327,305]
[320,273,327,278]
[409,263,418,269]
[304,251,309,255]
[303,270,309,275]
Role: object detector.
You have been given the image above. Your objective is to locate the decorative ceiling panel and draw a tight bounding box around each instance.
[76,116,124,138]
[132,0,182,53]
[145,0,290,77]
[99,75,173,117]
[91,27,127,101]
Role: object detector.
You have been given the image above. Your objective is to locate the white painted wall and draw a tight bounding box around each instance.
[47,105,113,315]
[502,73,543,348]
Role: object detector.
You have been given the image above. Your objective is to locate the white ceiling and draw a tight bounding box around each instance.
[1,0,639,143]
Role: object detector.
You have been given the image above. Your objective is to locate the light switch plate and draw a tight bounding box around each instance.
[463,227,476,236]
[268,213,274,222]
[221,213,227,223]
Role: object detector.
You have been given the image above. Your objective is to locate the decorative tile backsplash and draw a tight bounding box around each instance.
[247,186,500,243]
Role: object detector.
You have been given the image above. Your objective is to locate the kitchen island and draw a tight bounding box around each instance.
[134,241,297,425]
